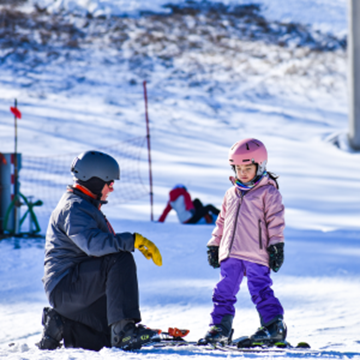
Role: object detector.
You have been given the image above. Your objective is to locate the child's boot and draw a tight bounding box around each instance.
[199,315,233,344]
[250,317,287,344]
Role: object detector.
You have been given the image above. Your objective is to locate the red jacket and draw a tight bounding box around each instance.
[158,188,195,223]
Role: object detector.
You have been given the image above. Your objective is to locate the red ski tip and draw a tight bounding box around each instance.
[10,107,22,119]
[168,327,190,338]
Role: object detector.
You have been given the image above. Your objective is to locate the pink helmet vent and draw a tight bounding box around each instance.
[229,138,268,174]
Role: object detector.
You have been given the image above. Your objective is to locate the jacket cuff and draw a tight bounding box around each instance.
[116,232,135,252]
[207,236,221,247]
[268,238,284,247]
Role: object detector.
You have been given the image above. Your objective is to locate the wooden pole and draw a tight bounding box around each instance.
[143,81,154,221]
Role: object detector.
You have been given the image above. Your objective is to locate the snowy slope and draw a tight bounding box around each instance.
[0,0,360,359]
[29,0,348,35]
[1,226,360,359]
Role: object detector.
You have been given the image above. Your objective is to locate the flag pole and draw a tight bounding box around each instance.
[143,81,154,221]
[13,98,19,233]
[14,98,18,155]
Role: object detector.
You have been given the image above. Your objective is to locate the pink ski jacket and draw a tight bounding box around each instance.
[207,175,285,268]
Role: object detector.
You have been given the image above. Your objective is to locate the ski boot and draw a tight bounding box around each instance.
[111,321,159,350]
[198,315,233,345]
[250,317,287,345]
[36,307,64,350]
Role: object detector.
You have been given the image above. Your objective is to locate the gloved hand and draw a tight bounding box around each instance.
[134,233,162,266]
[267,243,284,272]
[207,246,220,268]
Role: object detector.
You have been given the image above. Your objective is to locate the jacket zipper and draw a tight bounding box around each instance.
[258,219,263,249]
[227,193,243,257]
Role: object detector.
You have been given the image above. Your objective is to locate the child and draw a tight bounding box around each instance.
[202,138,286,345]
[158,185,220,224]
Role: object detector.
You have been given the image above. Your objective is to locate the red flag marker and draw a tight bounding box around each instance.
[0,153,7,165]
[10,106,22,119]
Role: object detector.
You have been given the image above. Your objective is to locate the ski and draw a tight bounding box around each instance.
[213,344,320,354]
[232,335,311,349]
[224,335,312,353]
[144,328,314,354]
[145,327,197,348]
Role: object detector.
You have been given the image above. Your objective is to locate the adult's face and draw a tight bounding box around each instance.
[101,181,114,201]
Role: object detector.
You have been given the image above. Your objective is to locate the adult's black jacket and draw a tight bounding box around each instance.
[42,186,134,300]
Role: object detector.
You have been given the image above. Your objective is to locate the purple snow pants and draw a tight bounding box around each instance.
[210,258,284,326]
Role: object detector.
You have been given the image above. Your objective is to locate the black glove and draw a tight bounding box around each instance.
[267,243,284,272]
[207,246,220,268]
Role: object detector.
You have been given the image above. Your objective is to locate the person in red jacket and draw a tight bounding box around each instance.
[158,185,220,224]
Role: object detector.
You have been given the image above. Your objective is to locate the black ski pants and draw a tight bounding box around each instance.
[186,198,220,224]
[50,251,141,334]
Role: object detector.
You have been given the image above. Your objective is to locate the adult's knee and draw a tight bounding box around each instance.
[105,251,136,273]
[110,251,135,263]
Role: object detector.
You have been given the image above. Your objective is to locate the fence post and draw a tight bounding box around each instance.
[0,153,21,234]
[348,0,360,150]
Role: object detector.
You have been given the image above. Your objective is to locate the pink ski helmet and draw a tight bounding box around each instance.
[229,138,268,176]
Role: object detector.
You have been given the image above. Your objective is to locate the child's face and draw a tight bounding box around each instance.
[236,163,257,183]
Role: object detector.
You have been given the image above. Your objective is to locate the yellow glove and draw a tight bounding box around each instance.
[134,233,162,266]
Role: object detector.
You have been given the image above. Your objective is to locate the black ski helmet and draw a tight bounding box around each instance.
[71,151,120,181]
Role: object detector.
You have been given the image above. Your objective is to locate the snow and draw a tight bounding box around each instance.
[1,226,360,358]
[0,0,360,359]
[28,0,348,35]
